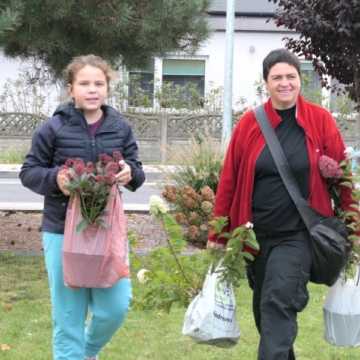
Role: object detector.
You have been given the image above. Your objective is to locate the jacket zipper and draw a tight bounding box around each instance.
[90,136,96,162]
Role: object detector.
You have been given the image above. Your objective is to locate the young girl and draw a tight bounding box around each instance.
[20,54,145,360]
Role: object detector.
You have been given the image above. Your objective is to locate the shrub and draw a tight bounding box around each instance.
[131,198,259,312]
[164,135,223,193]
[162,184,215,247]
[0,59,58,116]
[131,197,213,312]
[161,135,223,246]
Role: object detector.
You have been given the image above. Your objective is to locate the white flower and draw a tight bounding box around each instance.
[137,269,150,284]
[149,195,168,216]
[245,221,254,229]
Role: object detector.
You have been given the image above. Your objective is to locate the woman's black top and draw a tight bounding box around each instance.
[252,105,309,234]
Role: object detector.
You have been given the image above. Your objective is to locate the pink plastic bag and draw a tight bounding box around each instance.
[63,185,129,288]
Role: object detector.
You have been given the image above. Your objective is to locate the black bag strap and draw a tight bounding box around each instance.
[254,105,320,230]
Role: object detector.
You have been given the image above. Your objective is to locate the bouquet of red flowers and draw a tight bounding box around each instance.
[318,155,345,217]
[62,151,124,231]
[318,154,360,231]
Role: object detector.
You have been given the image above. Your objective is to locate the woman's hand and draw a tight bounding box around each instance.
[56,168,70,196]
[115,160,132,186]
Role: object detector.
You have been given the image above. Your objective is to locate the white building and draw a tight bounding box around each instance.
[0,0,324,113]
[124,0,324,111]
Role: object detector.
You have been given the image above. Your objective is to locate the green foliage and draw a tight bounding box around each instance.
[131,210,212,312]
[0,146,27,164]
[133,198,259,312]
[2,254,360,359]
[156,81,204,110]
[162,184,215,246]
[209,217,259,287]
[269,0,360,108]
[323,156,360,275]
[0,0,210,79]
[0,1,21,35]
[301,73,323,105]
[254,75,267,104]
[164,135,223,193]
[346,162,360,272]
[108,75,224,112]
[331,93,357,133]
[160,135,223,246]
[0,60,56,116]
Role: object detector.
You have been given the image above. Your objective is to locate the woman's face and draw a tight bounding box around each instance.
[69,65,108,116]
[265,62,301,110]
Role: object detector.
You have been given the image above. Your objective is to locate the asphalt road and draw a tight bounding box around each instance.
[0,176,162,211]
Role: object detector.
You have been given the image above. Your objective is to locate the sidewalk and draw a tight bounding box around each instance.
[0,164,171,212]
[0,164,172,177]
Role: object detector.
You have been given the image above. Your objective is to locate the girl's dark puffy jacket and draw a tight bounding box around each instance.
[20,102,145,234]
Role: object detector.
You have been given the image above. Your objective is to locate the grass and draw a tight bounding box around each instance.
[1,252,360,359]
[0,147,28,164]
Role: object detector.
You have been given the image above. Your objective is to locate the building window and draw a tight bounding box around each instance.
[128,60,154,107]
[300,62,322,104]
[161,59,205,108]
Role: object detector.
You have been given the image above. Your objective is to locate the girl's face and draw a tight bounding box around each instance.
[265,62,301,110]
[69,65,108,117]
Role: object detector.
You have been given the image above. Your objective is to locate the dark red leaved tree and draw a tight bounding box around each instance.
[269,0,360,109]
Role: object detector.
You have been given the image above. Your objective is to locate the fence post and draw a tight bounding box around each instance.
[160,113,168,164]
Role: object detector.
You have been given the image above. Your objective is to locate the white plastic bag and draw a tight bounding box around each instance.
[323,268,360,347]
[182,265,240,347]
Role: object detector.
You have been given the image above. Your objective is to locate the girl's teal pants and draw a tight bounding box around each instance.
[42,232,131,360]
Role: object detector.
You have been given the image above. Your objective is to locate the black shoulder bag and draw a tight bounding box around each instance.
[254,105,349,286]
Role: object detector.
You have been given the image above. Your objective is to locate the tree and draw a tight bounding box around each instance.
[0,0,210,78]
[0,1,20,34]
[269,0,360,108]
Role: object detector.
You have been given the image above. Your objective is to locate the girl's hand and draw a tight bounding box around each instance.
[115,160,132,186]
[56,168,70,196]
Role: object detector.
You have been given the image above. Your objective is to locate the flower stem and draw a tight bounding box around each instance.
[163,221,193,287]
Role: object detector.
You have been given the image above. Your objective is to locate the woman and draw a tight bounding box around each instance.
[20,54,145,360]
[207,48,354,359]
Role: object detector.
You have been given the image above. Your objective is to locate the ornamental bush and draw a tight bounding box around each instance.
[162,184,215,247]
[161,135,223,246]
[131,200,213,312]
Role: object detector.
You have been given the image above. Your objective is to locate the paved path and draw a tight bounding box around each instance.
[0,164,169,212]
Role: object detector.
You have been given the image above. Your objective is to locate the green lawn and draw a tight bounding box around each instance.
[0,253,359,360]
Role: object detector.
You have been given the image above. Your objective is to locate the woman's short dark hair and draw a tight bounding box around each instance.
[263,48,301,81]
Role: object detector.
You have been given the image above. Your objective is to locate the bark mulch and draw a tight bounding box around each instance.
[0,211,168,255]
